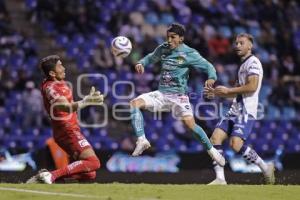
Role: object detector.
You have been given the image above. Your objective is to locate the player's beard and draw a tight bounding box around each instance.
[61,72,66,80]
[235,49,246,57]
[56,72,65,81]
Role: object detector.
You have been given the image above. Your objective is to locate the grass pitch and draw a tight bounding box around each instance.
[0,183,299,200]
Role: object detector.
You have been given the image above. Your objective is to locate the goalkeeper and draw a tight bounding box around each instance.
[130,23,225,166]
[27,55,103,184]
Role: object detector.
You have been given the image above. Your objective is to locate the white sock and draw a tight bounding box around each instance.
[214,164,225,181]
[138,135,146,140]
[243,147,268,173]
[255,157,268,173]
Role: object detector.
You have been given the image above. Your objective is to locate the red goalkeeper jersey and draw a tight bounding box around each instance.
[41,79,80,137]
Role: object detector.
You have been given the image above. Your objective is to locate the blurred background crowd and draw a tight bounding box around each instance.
[0,0,300,156]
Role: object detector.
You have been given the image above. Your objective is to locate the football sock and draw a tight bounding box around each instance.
[238,144,268,172]
[192,124,212,150]
[69,171,96,181]
[131,107,145,137]
[50,156,100,182]
[212,145,225,180]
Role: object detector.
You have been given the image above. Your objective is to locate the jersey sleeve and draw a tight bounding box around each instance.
[188,51,217,80]
[44,84,64,104]
[247,59,261,76]
[137,43,164,67]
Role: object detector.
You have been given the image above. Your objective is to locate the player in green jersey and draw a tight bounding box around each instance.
[130,23,225,166]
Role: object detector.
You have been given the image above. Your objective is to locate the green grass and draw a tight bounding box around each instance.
[0,183,299,200]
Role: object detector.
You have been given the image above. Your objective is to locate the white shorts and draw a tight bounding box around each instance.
[135,90,193,118]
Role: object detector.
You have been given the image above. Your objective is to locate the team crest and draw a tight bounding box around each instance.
[177,52,186,64]
[177,56,185,64]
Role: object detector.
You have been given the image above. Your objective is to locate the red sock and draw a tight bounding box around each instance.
[50,156,100,182]
[69,171,96,181]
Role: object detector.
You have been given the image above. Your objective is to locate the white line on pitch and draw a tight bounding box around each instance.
[0,186,165,200]
[0,186,102,199]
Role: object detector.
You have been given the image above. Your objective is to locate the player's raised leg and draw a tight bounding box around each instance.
[208,128,228,185]
[230,136,275,184]
[31,147,100,184]
[182,116,225,167]
[130,98,151,156]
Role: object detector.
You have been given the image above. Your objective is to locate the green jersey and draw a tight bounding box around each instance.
[138,43,217,94]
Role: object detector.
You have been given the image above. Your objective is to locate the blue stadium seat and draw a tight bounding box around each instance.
[253,139,270,153]
[256,48,270,63]
[156,138,169,151]
[266,105,281,120]
[149,132,159,142]
[279,121,294,132]
[248,132,257,143]
[282,107,296,120]
[42,20,56,34]
[189,141,204,152]
[91,141,102,150]
[259,84,272,105]
[41,128,52,137]
[72,34,85,46]
[25,0,37,9]
[56,34,69,47]
[218,26,232,38]
[249,26,261,38]
[81,128,90,137]
[145,12,159,25]
[285,140,300,153]
[271,138,285,151]
[234,26,247,34]
[191,15,204,25]
[160,13,174,25]
[66,44,80,58]
[10,128,23,136]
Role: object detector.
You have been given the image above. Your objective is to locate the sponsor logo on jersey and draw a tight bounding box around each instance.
[235,128,244,135]
[185,105,190,110]
[162,71,172,83]
[234,124,245,128]
[78,139,90,147]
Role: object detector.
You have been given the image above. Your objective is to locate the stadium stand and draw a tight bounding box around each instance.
[0,0,300,157]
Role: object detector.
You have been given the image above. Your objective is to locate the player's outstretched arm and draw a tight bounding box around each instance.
[77,86,104,109]
[204,86,237,99]
[53,87,104,112]
[214,75,259,97]
[135,63,145,74]
[205,79,216,88]
[135,44,164,72]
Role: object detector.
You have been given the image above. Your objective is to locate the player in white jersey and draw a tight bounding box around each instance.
[204,33,275,185]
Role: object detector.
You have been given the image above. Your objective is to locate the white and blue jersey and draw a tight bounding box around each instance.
[216,55,263,140]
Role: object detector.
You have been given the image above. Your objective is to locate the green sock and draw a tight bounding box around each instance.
[130,108,145,137]
[192,124,212,150]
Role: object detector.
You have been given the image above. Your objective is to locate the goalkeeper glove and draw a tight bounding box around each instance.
[78,86,104,109]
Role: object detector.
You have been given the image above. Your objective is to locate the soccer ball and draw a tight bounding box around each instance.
[111,36,132,58]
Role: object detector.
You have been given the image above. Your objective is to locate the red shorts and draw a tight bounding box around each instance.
[53,129,92,160]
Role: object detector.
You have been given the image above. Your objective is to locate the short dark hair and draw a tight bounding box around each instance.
[167,23,185,36]
[40,55,60,76]
[236,33,254,44]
